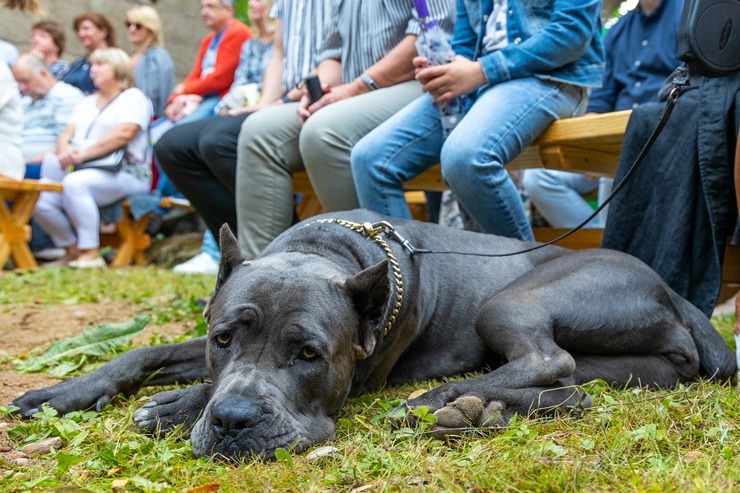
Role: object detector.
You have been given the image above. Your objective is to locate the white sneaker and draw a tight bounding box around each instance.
[33,247,66,261]
[172,252,219,274]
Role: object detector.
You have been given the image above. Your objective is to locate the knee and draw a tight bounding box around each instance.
[298,115,332,161]
[440,140,504,191]
[154,131,177,171]
[198,132,219,164]
[521,169,545,196]
[350,135,378,181]
[60,174,89,196]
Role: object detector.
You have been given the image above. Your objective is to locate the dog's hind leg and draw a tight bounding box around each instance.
[397,292,588,432]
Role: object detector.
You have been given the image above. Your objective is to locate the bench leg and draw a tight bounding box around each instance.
[0,193,40,269]
[111,209,151,267]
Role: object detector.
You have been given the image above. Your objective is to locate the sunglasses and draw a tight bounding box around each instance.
[125,21,145,30]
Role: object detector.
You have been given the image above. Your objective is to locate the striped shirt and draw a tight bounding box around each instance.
[273,0,334,92]
[315,0,456,82]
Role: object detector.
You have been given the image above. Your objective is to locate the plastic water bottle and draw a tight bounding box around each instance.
[413,0,468,138]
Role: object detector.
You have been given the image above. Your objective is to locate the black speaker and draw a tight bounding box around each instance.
[678,0,740,76]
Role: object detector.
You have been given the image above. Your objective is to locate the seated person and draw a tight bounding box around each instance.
[63,12,115,95]
[161,0,251,126]
[30,20,70,80]
[521,0,683,228]
[156,0,330,273]
[0,62,24,180]
[34,48,152,268]
[126,5,175,121]
[156,0,279,274]
[0,39,19,66]
[351,0,603,241]
[236,0,455,259]
[12,53,84,178]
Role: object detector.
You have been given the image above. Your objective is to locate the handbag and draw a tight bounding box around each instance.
[677,0,740,76]
[72,91,127,172]
[71,138,126,172]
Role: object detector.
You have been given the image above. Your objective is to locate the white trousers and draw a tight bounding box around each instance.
[34,153,149,249]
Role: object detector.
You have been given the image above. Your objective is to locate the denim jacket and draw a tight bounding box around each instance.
[452,0,604,88]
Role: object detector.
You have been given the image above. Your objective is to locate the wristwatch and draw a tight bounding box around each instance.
[280,94,292,103]
[359,72,380,91]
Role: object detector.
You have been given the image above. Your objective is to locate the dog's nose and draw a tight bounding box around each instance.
[210,395,262,436]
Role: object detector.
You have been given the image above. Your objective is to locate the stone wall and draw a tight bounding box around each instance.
[0,0,207,80]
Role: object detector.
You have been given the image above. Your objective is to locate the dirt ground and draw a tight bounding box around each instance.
[0,300,192,464]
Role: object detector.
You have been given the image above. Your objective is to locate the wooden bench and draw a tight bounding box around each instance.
[0,178,63,269]
[293,109,740,296]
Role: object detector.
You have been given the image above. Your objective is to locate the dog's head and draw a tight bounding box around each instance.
[190,225,390,459]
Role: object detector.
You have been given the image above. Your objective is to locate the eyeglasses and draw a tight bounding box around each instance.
[125,21,144,30]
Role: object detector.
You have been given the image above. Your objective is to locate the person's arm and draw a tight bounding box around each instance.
[153,49,176,119]
[69,123,140,164]
[585,25,619,114]
[181,23,252,97]
[171,37,209,98]
[257,19,286,105]
[298,35,418,121]
[477,0,602,87]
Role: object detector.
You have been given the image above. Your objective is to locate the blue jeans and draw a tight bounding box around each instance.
[351,78,587,241]
[522,169,612,228]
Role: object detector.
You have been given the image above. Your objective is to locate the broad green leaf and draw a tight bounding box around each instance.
[15,317,149,373]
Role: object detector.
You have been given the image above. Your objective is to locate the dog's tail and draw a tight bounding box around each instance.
[676,294,736,382]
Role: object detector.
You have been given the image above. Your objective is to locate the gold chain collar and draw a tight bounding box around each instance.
[305,218,404,336]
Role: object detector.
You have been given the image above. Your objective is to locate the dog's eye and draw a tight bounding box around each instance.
[298,347,320,362]
[214,333,232,348]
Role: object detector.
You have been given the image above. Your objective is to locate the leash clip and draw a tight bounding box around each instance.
[367,221,428,255]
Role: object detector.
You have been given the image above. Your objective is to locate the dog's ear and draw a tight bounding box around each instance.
[205,225,248,323]
[345,260,390,359]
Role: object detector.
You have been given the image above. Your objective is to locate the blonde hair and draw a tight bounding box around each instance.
[262,0,277,32]
[126,5,165,48]
[90,47,136,90]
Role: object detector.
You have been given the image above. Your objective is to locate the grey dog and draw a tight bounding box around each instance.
[12,210,736,459]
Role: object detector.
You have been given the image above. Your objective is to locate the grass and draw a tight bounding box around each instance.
[1,267,739,492]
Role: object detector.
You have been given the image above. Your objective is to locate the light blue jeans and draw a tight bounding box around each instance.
[521,169,612,228]
[351,77,588,241]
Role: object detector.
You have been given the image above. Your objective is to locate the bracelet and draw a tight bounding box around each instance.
[359,72,380,91]
[280,95,292,103]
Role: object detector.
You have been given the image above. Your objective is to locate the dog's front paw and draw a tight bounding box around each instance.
[12,374,119,418]
[430,396,505,439]
[134,383,211,437]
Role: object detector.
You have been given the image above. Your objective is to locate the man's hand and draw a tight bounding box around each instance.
[414,55,487,104]
[297,82,363,125]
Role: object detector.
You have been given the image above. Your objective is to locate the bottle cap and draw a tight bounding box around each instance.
[413,0,430,19]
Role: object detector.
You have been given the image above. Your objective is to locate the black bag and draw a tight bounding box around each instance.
[677,0,740,76]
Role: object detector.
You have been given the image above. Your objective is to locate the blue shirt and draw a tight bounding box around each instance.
[452,0,604,90]
[63,56,96,95]
[586,0,684,113]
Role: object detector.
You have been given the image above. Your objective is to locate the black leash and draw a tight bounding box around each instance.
[377,77,687,259]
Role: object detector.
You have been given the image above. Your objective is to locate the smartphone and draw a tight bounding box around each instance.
[304,75,323,104]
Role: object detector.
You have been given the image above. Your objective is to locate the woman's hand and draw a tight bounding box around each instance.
[414,56,487,104]
[57,145,83,169]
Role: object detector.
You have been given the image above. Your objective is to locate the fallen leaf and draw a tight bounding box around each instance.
[185,483,221,493]
[683,450,703,463]
[407,389,428,400]
[111,478,129,491]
